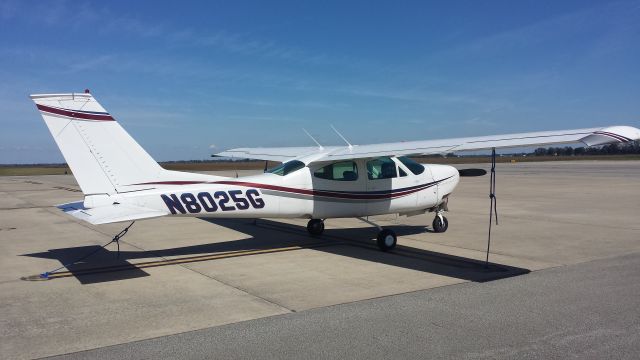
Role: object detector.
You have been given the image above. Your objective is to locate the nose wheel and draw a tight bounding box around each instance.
[432,214,449,233]
[307,219,325,236]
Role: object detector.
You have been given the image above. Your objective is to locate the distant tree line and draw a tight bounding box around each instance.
[532,141,640,156]
[163,158,264,164]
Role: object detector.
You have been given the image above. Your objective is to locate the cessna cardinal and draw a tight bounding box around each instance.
[31,92,640,251]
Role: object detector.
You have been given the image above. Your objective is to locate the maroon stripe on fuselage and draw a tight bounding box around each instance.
[130,179,445,200]
[135,181,207,185]
[37,104,115,121]
[211,180,438,199]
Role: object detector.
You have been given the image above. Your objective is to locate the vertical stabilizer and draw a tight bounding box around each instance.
[31,93,165,195]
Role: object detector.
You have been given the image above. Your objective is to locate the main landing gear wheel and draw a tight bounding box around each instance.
[432,216,449,233]
[376,229,397,251]
[307,219,324,236]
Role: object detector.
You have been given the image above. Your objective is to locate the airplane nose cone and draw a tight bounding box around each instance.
[449,165,460,182]
[429,164,459,183]
[428,164,460,197]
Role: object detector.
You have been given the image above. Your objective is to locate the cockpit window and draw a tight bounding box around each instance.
[267,160,305,176]
[367,157,398,180]
[314,161,358,181]
[398,156,425,175]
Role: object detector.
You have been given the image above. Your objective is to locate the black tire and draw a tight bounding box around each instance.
[432,216,449,233]
[376,229,397,251]
[307,219,324,236]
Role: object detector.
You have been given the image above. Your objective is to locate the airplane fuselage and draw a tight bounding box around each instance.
[108,160,460,220]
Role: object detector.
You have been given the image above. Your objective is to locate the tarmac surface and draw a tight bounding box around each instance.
[1,160,639,359]
[47,251,640,360]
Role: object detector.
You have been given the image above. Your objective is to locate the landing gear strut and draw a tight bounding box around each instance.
[307,219,324,236]
[358,217,397,251]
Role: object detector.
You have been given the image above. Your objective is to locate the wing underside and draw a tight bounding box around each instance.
[214,126,640,163]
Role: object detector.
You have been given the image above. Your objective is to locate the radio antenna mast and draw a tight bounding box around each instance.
[303,128,324,150]
[330,124,353,150]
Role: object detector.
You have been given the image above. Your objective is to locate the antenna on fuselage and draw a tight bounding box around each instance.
[303,128,324,150]
[330,124,353,150]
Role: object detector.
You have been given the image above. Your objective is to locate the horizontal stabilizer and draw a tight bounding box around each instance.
[57,201,168,225]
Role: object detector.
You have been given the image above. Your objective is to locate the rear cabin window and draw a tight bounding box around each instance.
[367,157,398,180]
[398,156,425,175]
[313,161,358,181]
[267,160,305,176]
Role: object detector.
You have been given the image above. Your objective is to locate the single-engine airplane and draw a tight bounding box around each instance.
[31,92,640,251]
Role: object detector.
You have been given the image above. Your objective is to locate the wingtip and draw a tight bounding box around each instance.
[30,93,93,99]
[581,125,640,146]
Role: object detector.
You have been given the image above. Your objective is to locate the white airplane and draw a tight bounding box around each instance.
[31,92,640,251]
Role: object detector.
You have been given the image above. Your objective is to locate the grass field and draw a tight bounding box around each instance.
[161,161,281,172]
[2,155,640,176]
[0,166,72,176]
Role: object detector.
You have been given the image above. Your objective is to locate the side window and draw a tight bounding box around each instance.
[313,161,358,181]
[267,160,305,176]
[367,157,398,180]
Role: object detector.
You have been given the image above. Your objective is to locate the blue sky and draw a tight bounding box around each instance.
[1,0,639,163]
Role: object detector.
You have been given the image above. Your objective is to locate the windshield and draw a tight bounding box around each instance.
[398,156,425,175]
[267,160,306,176]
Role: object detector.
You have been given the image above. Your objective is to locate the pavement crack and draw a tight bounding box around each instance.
[111,231,294,313]
[178,263,294,313]
[0,206,51,210]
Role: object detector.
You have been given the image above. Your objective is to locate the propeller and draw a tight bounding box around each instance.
[458,168,487,177]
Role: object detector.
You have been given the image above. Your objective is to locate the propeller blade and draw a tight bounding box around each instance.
[458,168,487,177]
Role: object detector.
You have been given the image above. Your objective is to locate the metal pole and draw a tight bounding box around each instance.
[485,148,497,268]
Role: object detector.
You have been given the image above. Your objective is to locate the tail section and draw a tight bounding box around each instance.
[31,93,224,200]
[31,93,166,195]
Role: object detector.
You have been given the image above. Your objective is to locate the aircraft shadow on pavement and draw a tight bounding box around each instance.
[203,218,530,283]
[22,218,529,284]
[22,245,151,284]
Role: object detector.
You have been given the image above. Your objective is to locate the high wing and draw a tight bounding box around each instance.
[215,126,640,163]
[214,146,337,163]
